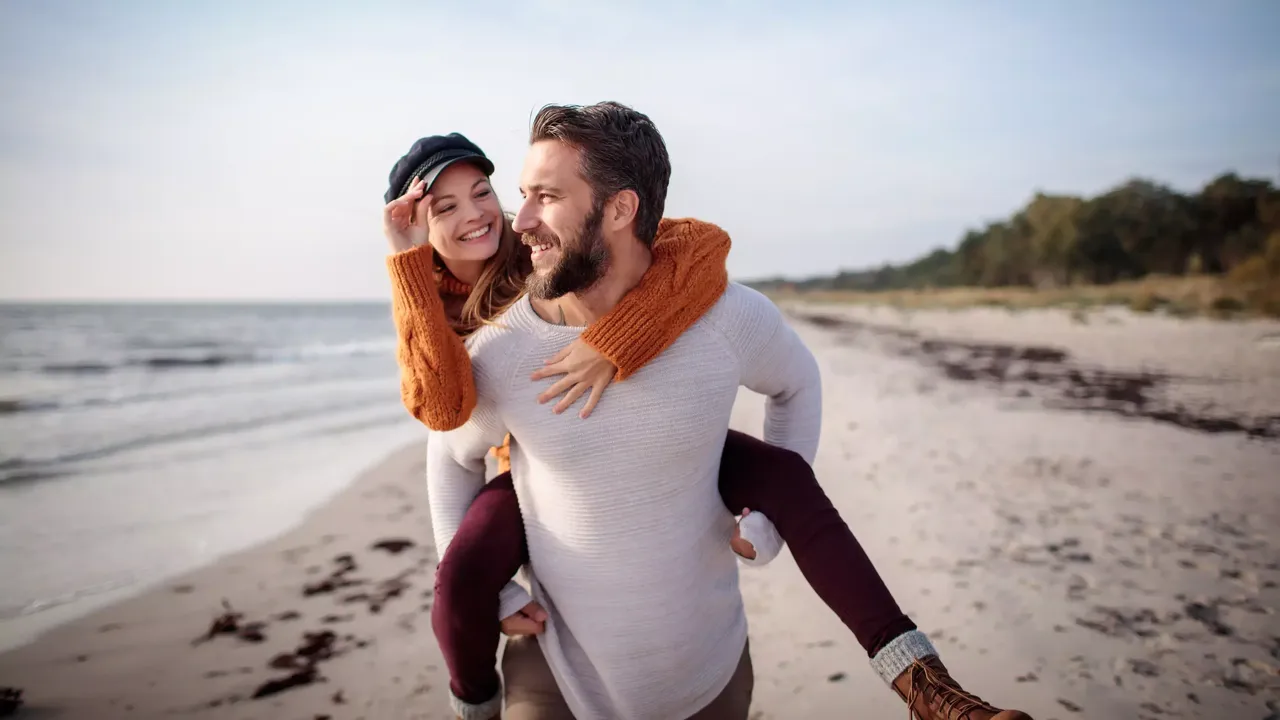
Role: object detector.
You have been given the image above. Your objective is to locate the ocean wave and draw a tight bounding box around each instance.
[0,398,58,415]
[32,338,396,376]
[4,365,389,417]
[263,339,398,362]
[133,353,254,369]
[0,577,140,621]
[41,362,114,375]
[0,396,395,486]
[124,337,226,351]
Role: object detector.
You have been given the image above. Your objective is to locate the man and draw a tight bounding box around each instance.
[426,103,1034,720]
[425,102,819,720]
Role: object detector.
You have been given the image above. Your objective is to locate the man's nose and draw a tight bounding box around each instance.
[513,198,538,234]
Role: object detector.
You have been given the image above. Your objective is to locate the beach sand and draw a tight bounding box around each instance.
[0,443,452,720]
[2,305,1277,719]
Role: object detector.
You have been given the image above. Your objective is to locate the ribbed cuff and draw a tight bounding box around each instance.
[736,511,784,567]
[579,298,667,380]
[386,243,440,307]
[450,689,501,720]
[869,630,938,685]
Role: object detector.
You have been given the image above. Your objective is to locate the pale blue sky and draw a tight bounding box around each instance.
[1,0,1277,300]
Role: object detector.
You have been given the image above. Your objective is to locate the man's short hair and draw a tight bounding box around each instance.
[530,102,671,246]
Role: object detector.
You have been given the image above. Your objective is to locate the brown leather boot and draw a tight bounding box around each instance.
[891,656,1034,720]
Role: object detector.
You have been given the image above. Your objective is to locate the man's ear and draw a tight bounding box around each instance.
[605,189,639,233]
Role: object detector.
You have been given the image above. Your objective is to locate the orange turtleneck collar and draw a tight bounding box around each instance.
[436,269,473,298]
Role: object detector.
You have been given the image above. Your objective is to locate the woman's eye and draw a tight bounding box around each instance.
[476,189,492,198]
[438,205,456,214]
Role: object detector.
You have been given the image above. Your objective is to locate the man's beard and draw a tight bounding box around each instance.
[526,201,610,300]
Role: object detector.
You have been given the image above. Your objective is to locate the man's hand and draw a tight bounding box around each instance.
[729,508,758,560]
[500,600,549,636]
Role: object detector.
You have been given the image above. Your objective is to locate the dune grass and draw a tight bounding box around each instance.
[762,275,1280,319]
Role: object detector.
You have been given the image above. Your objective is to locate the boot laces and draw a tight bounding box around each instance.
[904,659,1000,720]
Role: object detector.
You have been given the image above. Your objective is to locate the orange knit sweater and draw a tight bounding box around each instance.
[387,218,732,470]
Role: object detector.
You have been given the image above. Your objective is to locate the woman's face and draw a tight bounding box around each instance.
[419,162,503,263]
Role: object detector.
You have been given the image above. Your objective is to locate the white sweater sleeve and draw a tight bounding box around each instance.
[722,285,823,462]
[705,285,824,568]
[425,369,533,620]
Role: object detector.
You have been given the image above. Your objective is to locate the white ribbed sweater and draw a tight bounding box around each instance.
[426,283,823,720]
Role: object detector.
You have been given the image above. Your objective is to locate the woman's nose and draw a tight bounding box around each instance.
[460,199,484,224]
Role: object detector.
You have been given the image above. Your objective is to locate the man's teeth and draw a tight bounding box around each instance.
[531,242,554,252]
[461,225,490,241]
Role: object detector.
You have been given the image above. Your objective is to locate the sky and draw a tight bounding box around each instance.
[1,0,1277,301]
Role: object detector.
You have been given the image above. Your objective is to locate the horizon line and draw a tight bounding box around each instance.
[0,297,397,305]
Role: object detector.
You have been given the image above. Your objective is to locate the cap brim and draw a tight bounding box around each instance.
[421,154,496,193]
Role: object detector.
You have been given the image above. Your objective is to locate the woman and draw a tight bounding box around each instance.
[384,133,1030,720]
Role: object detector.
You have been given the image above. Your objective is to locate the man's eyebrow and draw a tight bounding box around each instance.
[523,183,562,195]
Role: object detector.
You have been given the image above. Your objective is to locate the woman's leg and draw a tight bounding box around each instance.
[717,429,915,656]
[717,430,1032,720]
[431,471,527,719]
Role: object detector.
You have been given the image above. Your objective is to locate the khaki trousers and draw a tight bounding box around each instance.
[501,636,753,720]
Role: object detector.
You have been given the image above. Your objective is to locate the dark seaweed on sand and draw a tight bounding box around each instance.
[191,600,267,645]
[0,687,23,717]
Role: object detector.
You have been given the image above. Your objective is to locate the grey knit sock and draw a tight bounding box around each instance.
[868,629,938,685]
[449,689,501,720]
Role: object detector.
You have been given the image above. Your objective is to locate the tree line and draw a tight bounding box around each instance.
[749,172,1280,307]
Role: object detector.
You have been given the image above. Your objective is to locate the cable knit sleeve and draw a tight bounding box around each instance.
[580,218,731,380]
[387,244,478,431]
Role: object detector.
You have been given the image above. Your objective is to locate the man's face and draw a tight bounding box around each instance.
[514,140,609,299]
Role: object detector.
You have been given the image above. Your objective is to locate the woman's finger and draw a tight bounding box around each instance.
[537,374,578,404]
[523,602,549,622]
[403,176,424,201]
[530,366,564,381]
[730,534,757,560]
[501,616,542,636]
[530,360,568,381]
[544,344,572,366]
[579,384,605,419]
[412,192,433,226]
[553,382,589,414]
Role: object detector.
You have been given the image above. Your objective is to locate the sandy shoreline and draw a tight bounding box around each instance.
[0,443,453,720]
[3,305,1278,719]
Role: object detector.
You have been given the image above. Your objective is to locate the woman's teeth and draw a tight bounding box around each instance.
[460,225,490,241]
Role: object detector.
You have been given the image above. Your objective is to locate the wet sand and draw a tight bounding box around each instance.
[2,304,1277,719]
[0,444,453,720]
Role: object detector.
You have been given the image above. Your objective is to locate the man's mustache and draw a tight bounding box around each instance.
[521,231,561,247]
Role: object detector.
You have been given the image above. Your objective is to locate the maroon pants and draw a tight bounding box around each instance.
[431,430,917,705]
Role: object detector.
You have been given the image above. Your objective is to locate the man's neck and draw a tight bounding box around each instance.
[532,240,653,327]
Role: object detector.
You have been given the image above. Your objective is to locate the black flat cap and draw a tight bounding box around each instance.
[384,133,496,204]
